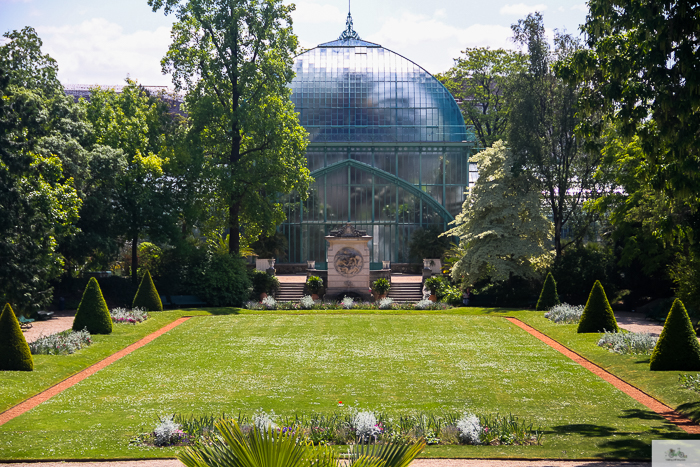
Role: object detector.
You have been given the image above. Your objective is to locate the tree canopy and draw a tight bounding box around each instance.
[439,48,526,148]
[149,0,312,255]
[445,140,552,286]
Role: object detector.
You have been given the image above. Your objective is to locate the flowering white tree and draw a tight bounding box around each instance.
[445,140,553,286]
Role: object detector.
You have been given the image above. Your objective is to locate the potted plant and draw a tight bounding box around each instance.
[306,275,324,300]
[371,278,391,300]
[424,276,443,302]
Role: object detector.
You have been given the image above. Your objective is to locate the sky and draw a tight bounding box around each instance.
[0,0,589,87]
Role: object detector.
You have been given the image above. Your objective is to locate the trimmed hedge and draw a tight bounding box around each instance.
[536,273,560,311]
[577,280,619,333]
[650,299,700,371]
[133,270,163,311]
[73,277,113,334]
[0,303,34,371]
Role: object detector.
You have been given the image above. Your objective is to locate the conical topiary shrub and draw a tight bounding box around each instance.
[536,273,560,311]
[577,280,619,333]
[133,270,163,311]
[0,303,34,371]
[73,277,112,334]
[650,299,700,371]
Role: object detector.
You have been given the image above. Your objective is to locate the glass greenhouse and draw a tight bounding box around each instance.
[280,14,476,267]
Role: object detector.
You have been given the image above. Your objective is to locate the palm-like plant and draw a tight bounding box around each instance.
[179,419,424,467]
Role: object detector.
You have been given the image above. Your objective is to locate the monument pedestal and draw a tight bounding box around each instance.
[325,224,372,301]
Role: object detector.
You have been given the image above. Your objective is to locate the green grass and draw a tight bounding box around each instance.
[0,309,214,412]
[0,313,688,460]
[512,310,700,424]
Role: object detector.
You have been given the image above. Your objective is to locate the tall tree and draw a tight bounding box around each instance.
[507,13,602,257]
[558,0,700,198]
[85,81,177,284]
[445,140,552,286]
[149,0,312,255]
[439,48,527,148]
[0,29,81,312]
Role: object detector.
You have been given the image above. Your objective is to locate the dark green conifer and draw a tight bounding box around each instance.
[536,272,560,311]
[73,277,112,334]
[0,303,34,371]
[650,299,700,371]
[132,270,163,311]
[577,280,619,333]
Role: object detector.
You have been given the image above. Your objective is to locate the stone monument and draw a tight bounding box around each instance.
[325,224,372,300]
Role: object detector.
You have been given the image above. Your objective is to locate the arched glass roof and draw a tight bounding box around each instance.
[290,14,468,143]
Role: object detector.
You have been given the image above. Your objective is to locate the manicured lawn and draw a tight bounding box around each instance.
[512,310,700,424]
[0,313,687,460]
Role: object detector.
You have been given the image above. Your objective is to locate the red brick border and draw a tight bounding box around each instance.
[0,317,191,427]
[505,317,700,434]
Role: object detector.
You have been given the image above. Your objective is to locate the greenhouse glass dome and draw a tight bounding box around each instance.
[280,13,476,266]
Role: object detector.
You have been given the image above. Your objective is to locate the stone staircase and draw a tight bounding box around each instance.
[387,283,424,303]
[276,283,306,302]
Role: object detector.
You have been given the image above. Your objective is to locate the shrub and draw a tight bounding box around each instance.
[132,270,163,311]
[341,296,354,309]
[306,276,323,295]
[679,373,700,393]
[352,410,382,442]
[261,296,277,310]
[377,297,394,310]
[597,330,657,354]
[650,299,700,371]
[29,329,92,355]
[0,303,34,371]
[194,253,251,307]
[424,276,442,295]
[249,270,280,299]
[111,307,149,324]
[371,278,391,295]
[73,278,113,334]
[153,414,186,447]
[299,295,315,310]
[544,303,583,324]
[536,273,560,311]
[456,413,482,445]
[577,280,619,333]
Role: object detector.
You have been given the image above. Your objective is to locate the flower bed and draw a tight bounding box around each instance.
[597,330,657,355]
[29,329,93,355]
[245,296,450,311]
[110,307,149,324]
[132,408,542,448]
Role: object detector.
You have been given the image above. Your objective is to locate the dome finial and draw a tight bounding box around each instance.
[338,3,361,41]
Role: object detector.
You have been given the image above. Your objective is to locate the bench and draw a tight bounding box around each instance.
[18,315,34,330]
[161,295,208,308]
[37,310,54,321]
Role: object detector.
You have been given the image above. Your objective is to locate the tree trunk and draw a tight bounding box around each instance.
[228,22,241,257]
[131,234,138,285]
[228,201,241,255]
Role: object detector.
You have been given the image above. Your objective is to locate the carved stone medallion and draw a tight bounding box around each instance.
[333,247,363,277]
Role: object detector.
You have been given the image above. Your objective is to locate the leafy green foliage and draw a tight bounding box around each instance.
[650,299,700,371]
[251,232,289,261]
[371,278,391,295]
[438,48,526,148]
[577,280,619,333]
[132,270,163,311]
[305,276,323,294]
[445,141,552,286]
[424,276,443,295]
[72,278,113,334]
[508,13,602,257]
[193,253,251,307]
[550,244,618,305]
[150,0,312,255]
[560,0,700,198]
[0,303,34,371]
[407,225,451,261]
[249,270,280,298]
[536,273,560,311]
[178,419,342,467]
